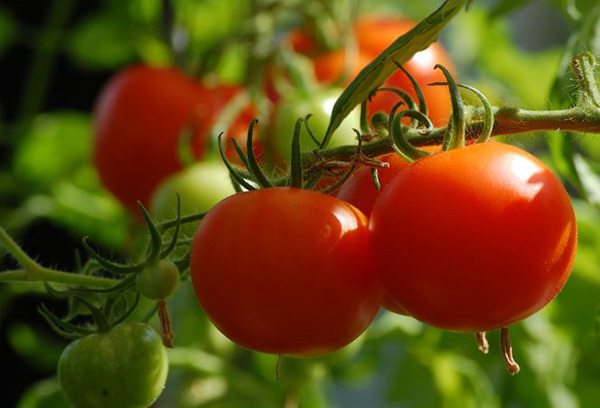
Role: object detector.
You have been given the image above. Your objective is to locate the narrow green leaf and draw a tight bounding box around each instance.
[320,0,468,148]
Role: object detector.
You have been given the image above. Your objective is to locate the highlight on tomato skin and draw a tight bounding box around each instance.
[369,142,577,332]
[93,64,241,213]
[189,187,383,357]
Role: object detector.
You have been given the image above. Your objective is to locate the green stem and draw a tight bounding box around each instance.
[0,227,39,272]
[301,105,600,167]
[1,227,116,287]
[0,267,117,287]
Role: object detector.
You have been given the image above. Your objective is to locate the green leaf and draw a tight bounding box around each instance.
[16,377,69,408]
[69,13,135,69]
[13,112,91,186]
[488,0,533,19]
[573,154,600,206]
[546,131,583,192]
[321,0,468,148]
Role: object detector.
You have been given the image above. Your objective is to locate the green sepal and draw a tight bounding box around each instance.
[159,194,182,259]
[81,237,144,275]
[38,304,95,339]
[371,168,381,191]
[245,119,273,188]
[395,63,428,117]
[391,110,434,161]
[304,114,321,147]
[110,292,140,327]
[137,202,162,264]
[433,64,465,149]
[72,295,110,332]
[290,118,304,189]
[217,133,256,191]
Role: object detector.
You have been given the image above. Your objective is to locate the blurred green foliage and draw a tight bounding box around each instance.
[1,0,600,407]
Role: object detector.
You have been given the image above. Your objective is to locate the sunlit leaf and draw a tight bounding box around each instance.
[13,112,92,187]
[69,13,136,69]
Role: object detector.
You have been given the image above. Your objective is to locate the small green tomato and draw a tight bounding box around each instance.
[58,322,168,408]
[137,259,180,300]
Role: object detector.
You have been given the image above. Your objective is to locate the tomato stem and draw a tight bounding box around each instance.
[476,331,489,354]
[501,327,520,375]
[0,227,116,287]
[158,300,175,348]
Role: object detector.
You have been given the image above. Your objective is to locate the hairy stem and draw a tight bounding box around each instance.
[1,227,117,287]
[301,105,600,166]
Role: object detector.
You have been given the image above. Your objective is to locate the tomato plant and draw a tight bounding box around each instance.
[93,65,238,212]
[58,322,168,408]
[268,88,361,162]
[289,16,454,126]
[370,142,577,332]
[189,188,382,356]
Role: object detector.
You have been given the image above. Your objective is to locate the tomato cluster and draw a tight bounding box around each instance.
[87,11,576,380]
[189,141,576,357]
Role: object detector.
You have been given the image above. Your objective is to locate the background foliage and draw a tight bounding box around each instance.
[1,0,600,407]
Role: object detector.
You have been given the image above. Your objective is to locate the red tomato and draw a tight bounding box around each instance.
[337,149,437,316]
[286,16,454,126]
[190,188,382,356]
[337,153,411,216]
[337,147,442,215]
[94,65,238,212]
[370,142,577,332]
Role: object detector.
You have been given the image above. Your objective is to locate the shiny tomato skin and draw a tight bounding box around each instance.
[289,16,454,126]
[190,188,382,357]
[94,65,235,212]
[370,142,577,332]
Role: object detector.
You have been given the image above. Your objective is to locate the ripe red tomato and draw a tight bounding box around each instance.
[287,16,455,126]
[190,188,382,356]
[94,65,238,212]
[370,142,577,332]
[337,149,436,316]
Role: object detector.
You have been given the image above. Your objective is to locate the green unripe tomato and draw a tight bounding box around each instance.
[270,88,361,162]
[58,322,168,408]
[150,161,236,236]
[137,259,180,300]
